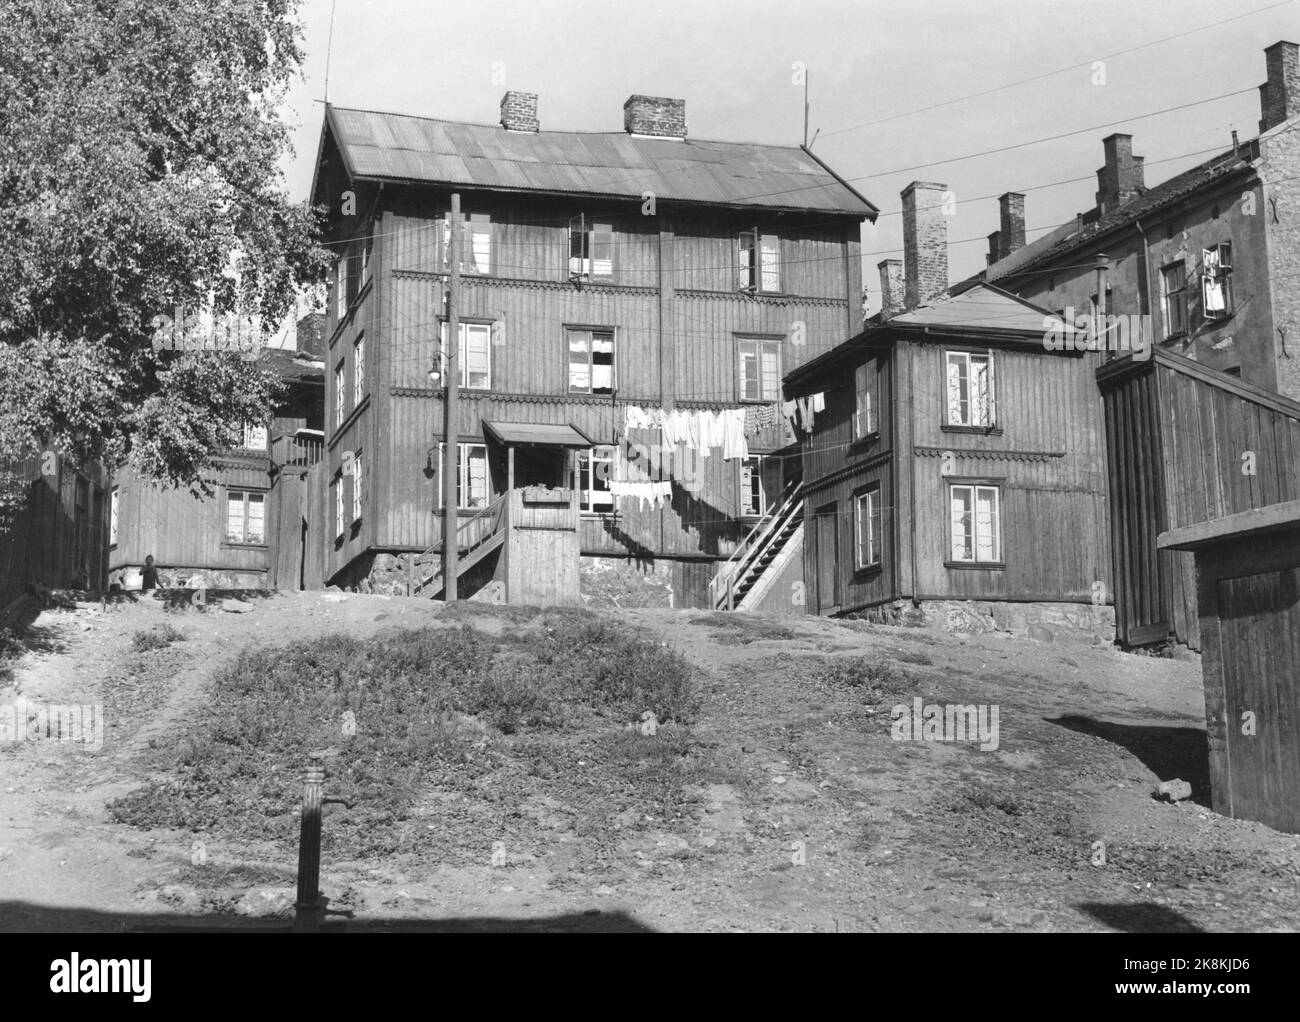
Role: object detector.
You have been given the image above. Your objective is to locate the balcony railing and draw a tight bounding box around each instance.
[272,432,325,469]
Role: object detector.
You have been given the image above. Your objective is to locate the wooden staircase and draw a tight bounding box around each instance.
[709,482,804,611]
[413,494,507,599]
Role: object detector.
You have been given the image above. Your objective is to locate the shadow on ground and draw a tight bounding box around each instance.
[0,902,656,933]
[1049,715,1211,807]
[1076,902,1204,933]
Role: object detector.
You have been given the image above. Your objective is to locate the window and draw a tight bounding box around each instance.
[945,350,994,428]
[567,328,615,394]
[569,216,614,279]
[242,423,267,450]
[109,487,119,547]
[1202,242,1233,320]
[737,230,781,292]
[854,362,877,439]
[226,490,265,545]
[439,321,492,390]
[949,484,1001,564]
[854,487,882,569]
[441,213,491,274]
[334,361,345,428]
[353,336,365,405]
[1161,261,1188,338]
[334,477,345,537]
[351,453,362,522]
[335,253,348,321]
[439,442,490,509]
[578,446,615,513]
[738,338,781,401]
[740,456,782,517]
[361,235,372,287]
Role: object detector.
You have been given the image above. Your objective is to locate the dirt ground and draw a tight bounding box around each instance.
[1,590,1297,933]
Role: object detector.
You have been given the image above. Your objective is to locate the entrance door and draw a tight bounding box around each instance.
[812,501,839,613]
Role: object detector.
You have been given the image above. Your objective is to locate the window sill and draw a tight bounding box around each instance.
[222,542,268,550]
[850,431,880,450]
[941,424,1002,436]
[853,562,883,577]
[944,560,1005,570]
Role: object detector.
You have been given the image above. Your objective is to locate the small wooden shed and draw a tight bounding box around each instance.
[1158,500,1300,834]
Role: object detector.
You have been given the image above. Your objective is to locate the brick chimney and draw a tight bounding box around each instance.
[901,181,948,309]
[1095,134,1145,215]
[985,233,1000,266]
[999,192,1026,257]
[878,259,904,317]
[1259,40,1300,132]
[624,95,686,138]
[500,91,539,132]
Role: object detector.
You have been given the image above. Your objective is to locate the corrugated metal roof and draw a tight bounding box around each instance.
[482,421,594,447]
[325,106,876,216]
[887,283,1052,334]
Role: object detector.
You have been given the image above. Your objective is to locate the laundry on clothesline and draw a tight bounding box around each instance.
[608,479,672,510]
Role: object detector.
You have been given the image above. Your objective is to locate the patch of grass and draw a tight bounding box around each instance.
[807,655,908,696]
[131,623,186,652]
[692,612,799,645]
[108,617,701,860]
[0,626,23,685]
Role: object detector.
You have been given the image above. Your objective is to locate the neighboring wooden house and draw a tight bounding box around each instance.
[1099,348,1300,648]
[784,257,1109,625]
[0,455,110,613]
[308,92,875,607]
[108,318,326,590]
[1159,500,1300,834]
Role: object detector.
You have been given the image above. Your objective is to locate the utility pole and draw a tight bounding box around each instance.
[803,69,809,149]
[442,193,461,601]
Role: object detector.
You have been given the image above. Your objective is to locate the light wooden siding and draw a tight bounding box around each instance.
[672,217,855,299]
[112,461,269,574]
[803,465,893,614]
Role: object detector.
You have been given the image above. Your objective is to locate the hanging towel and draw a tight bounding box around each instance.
[722,408,749,460]
[812,392,825,413]
[705,410,727,449]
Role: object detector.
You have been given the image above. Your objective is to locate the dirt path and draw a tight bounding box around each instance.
[2,593,1298,932]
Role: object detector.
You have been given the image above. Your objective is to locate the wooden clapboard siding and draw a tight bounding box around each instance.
[110,458,270,576]
[1101,348,1300,648]
[0,456,108,606]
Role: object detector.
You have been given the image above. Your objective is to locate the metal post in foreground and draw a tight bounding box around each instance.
[293,761,325,933]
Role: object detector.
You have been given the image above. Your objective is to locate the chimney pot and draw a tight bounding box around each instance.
[1259,40,1300,132]
[878,259,904,318]
[500,91,539,132]
[901,181,949,309]
[623,95,686,138]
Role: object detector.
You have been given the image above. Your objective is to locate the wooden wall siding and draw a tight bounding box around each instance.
[1,458,108,605]
[507,527,581,606]
[379,392,751,558]
[1102,368,1170,646]
[797,350,893,489]
[802,464,893,615]
[110,461,268,575]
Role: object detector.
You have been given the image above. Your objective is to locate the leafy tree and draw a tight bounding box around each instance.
[0,0,328,516]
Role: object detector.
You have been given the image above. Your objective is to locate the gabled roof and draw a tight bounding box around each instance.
[316,105,877,217]
[985,143,1258,285]
[785,283,1060,389]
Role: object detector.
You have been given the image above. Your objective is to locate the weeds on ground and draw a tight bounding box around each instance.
[131,624,187,652]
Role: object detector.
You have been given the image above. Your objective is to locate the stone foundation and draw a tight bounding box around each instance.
[109,566,267,590]
[848,599,1116,645]
[579,555,675,609]
[342,550,499,599]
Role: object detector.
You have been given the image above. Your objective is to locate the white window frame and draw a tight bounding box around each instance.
[1201,242,1233,321]
[578,445,616,513]
[334,361,345,429]
[441,213,492,275]
[438,442,491,510]
[738,337,781,402]
[351,453,362,522]
[439,321,492,390]
[353,335,365,406]
[949,483,1001,564]
[569,216,614,279]
[335,253,348,321]
[854,486,882,569]
[242,423,268,451]
[225,489,266,545]
[335,477,345,537]
[854,362,877,439]
[944,349,995,428]
[740,455,780,517]
[567,327,615,395]
[737,230,781,293]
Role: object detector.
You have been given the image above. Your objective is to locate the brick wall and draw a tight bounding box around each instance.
[623,95,686,138]
[500,91,539,133]
[901,181,948,309]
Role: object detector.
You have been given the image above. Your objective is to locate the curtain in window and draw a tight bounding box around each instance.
[226,494,245,544]
[969,357,992,426]
[946,356,966,424]
[950,487,973,560]
[760,236,780,291]
[247,493,265,544]
[974,487,997,561]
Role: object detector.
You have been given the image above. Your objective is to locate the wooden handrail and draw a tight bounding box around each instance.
[421,492,506,561]
[709,480,803,610]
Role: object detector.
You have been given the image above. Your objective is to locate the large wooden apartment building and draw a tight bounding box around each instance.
[309,91,876,606]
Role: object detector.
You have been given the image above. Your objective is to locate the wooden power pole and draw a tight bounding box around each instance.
[442,194,461,601]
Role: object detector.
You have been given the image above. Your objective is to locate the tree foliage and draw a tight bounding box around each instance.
[0,0,328,512]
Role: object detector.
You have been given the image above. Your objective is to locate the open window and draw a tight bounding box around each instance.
[567,327,615,395]
[440,212,492,274]
[569,216,613,280]
[1161,261,1189,338]
[1202,242,1233,320]
[854,485,882,569]
[854,361,878,439]
[737,230,781,292]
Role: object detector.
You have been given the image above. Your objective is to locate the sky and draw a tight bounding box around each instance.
[277,0,1298,308]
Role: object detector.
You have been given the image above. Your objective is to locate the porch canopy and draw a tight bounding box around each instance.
[482,420,593,448]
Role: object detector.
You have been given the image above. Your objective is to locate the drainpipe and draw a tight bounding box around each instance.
[1133,218,1152,349]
